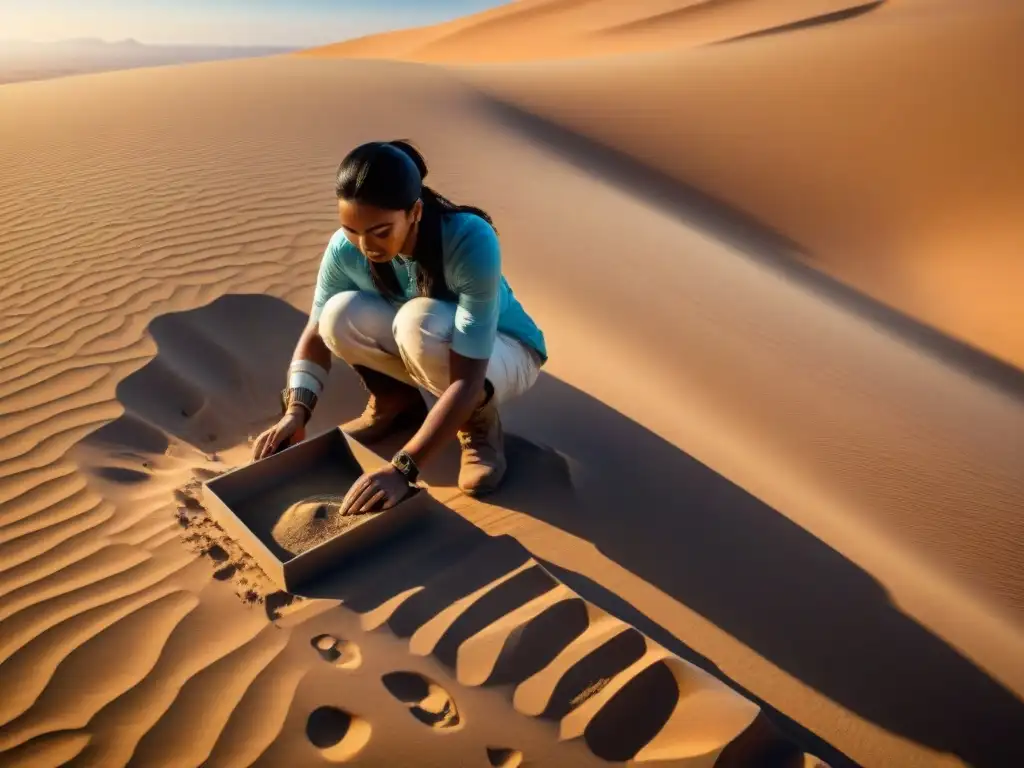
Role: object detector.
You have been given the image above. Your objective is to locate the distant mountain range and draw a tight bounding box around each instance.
[0,37,301,85]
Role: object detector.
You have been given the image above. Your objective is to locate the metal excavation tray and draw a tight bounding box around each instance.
[201,427,429,591]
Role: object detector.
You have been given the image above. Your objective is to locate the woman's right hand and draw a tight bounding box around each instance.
[251,411,306,462]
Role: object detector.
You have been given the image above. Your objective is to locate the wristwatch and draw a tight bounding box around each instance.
[390,450,420,484]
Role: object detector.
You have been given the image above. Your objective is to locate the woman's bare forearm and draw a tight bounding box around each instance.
[401,378,484,468]
[402,348,488,469]
[292,322,332,370]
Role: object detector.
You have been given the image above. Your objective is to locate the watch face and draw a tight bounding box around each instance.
[393,452,416,479]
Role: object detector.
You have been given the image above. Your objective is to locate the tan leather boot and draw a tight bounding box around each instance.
[457,386,506,496]
[341,365,428,445]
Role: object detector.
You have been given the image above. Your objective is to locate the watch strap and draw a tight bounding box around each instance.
[390,450,420,483]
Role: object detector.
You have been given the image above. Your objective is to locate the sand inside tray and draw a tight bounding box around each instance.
[270,496,381,556]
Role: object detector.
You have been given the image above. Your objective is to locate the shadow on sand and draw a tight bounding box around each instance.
[470,95,1024,402]
[99,294,1023,767]
[478,372,1024,768]
[717,1,885,45]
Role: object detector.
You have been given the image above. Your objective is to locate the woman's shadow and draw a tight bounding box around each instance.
[112,293,1022,767]
[471,372,1024,768]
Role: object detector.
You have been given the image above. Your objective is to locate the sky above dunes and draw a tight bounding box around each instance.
[1,0,508,47]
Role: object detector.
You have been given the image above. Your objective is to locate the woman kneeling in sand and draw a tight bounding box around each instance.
[251,140,547,510]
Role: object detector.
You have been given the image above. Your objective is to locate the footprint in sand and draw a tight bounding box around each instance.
[382,671,462,731]
[213,564,237,581]
[487,747,524,767]
[305,706,372,763]
[205,544,230,562]
[174,488,204,512]
[312,634,362,670]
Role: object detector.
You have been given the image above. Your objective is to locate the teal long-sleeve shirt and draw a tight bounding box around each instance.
[310,211,547,363]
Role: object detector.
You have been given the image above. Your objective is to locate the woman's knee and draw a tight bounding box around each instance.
[485,336,542,406]
[392,297,455,359]
[317,290,393,356]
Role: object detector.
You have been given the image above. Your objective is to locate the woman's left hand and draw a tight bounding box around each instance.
[340,466,412,515]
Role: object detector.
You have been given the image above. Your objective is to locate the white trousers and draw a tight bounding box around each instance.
[317,291,541,406]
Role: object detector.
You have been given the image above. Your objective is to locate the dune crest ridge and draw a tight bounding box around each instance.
[298,0,885,61]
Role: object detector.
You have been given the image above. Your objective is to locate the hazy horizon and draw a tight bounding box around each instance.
[0,37,296,50]
[1,0,509,48]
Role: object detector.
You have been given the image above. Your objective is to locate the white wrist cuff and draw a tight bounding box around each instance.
[288,359,328,387]
[286,360,325,385]
[288,370,323,397]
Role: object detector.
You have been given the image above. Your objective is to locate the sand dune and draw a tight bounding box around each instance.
[298,0,883,61]
[461,0,1024,372]
[305,0,1024,371]
[1,3,1022,766]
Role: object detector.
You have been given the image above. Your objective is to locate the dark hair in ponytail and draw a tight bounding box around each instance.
[334,139,496,303]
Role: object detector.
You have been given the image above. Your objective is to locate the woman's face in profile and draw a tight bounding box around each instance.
[338,198,421,262]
